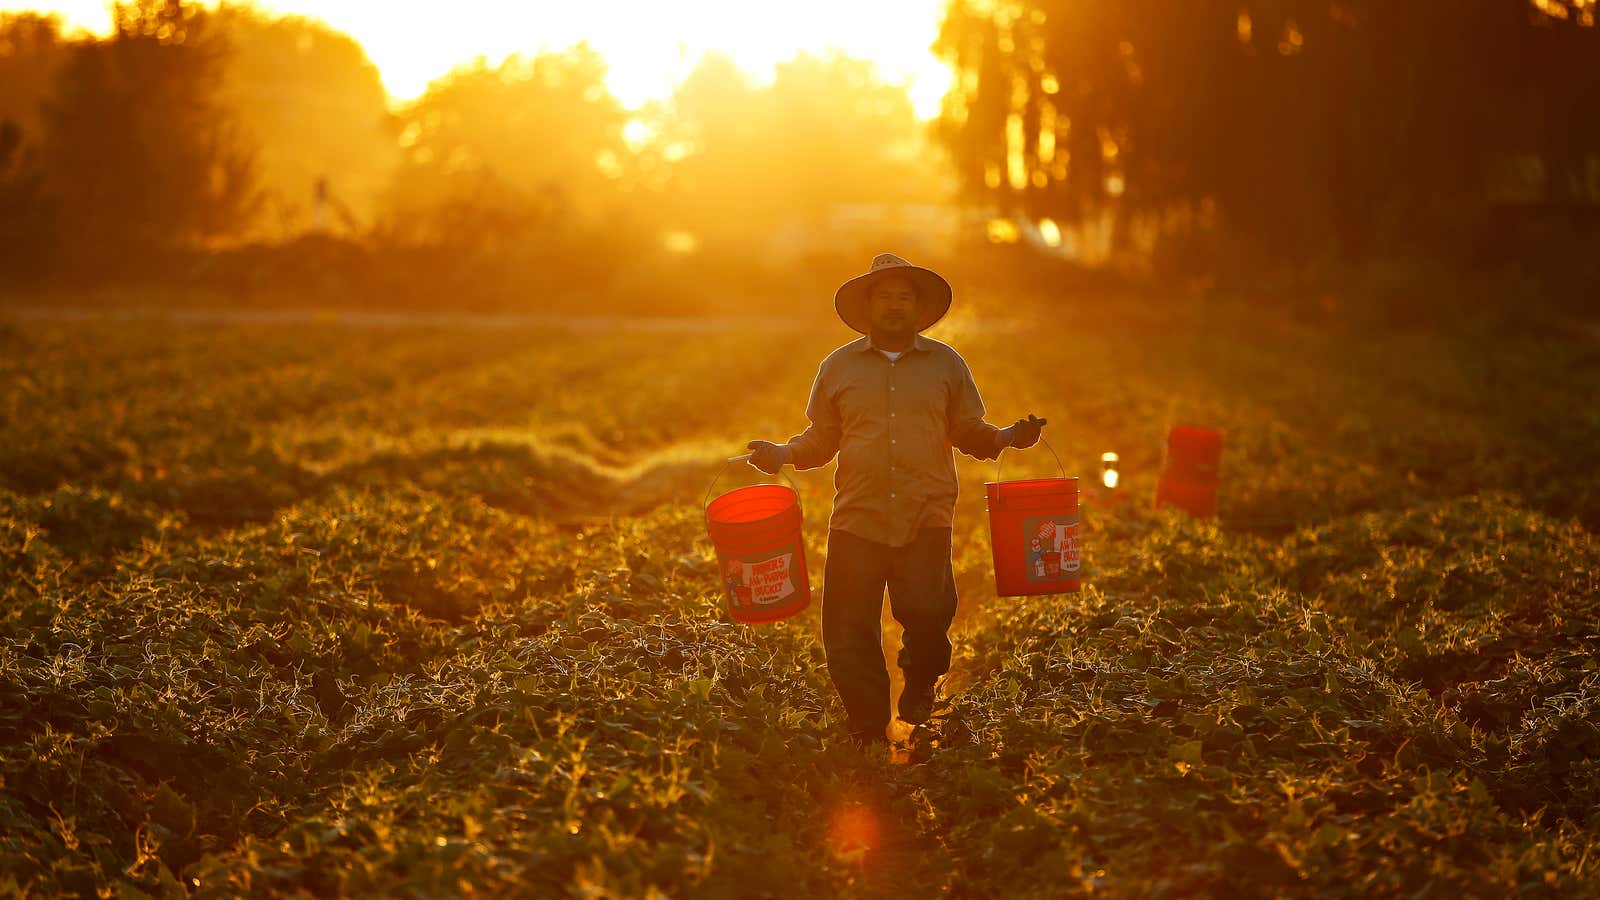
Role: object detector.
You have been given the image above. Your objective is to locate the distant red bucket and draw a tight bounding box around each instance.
[706,483,811,624]
[1155,425,1224,519]
[985,442,1081,597]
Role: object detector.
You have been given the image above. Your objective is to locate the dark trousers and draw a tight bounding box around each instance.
[822,526,959,738]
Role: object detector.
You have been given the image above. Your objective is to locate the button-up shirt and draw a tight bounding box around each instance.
[785,334,1005,547]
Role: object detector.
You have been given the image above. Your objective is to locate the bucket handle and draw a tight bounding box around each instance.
[702,453,804,525]
[994,436,1066,504]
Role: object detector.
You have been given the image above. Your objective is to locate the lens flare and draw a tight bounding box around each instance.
[828,803,881,859]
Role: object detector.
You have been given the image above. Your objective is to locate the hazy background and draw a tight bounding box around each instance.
[1,0,1595,321]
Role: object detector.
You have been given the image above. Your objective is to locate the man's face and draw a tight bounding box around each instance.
[866,274,919,336]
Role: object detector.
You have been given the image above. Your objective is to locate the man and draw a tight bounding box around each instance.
[745,252,1045,748]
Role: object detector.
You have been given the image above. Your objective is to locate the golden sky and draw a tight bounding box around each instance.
[3,0,955,117]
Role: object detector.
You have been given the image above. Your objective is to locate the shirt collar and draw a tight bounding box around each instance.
[858,335,931,355]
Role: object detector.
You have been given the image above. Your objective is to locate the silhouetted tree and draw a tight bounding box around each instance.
[935,0,1600,264]
[40,0,259,261]
[0,120,54,283]
[0,14,68,279]
[0,12,69,146]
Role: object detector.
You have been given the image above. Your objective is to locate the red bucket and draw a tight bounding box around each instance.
[1155,425,1224,519]
[985,441,1081,597]
[705,473,811,624]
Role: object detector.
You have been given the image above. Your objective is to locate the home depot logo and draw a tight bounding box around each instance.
[722,550,797,608]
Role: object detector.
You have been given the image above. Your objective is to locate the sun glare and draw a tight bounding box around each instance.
[4,0,956,118]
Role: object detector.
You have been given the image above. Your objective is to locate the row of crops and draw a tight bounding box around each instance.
[2,307,1597,895]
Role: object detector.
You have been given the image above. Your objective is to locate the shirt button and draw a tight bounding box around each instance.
[890,386,896,392]
[890,439,896,445]
[890,493,896,499]
[890,412,895,417]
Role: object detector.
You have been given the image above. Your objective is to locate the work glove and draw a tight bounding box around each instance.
[746,440,791,475]
[1002,414,1047,450]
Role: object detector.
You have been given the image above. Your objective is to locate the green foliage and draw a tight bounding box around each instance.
[0,310,1596,895]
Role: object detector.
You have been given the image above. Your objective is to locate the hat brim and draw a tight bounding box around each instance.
[833,266,952,334]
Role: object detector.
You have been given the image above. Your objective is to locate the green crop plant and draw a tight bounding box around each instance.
[1,308,1596,896]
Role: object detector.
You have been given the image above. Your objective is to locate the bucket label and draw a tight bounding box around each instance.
[1023,515,1080,582]
[720,545,798,610]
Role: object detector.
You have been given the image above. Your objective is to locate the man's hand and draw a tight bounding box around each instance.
[1002,414,1047,450]
[745,440,791,474]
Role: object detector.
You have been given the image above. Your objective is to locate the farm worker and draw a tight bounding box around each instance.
[744,252,1045,749]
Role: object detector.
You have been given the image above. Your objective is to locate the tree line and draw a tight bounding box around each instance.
[932,0,1600,267]
[3,0,1596,303]
[0,0,947,308]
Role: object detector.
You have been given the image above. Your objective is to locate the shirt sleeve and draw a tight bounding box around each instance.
[785,359,842,470]
[948,354,1006,461]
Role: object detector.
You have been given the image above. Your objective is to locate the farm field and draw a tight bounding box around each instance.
[2,299,1599,897]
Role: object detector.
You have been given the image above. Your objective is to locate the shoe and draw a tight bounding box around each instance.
[848,726,888,752]
[897,677,940,725]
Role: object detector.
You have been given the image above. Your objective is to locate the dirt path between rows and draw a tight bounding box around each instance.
[3,305,1027,334]
[4,305,820,332]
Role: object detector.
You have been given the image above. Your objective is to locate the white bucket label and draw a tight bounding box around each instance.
[1022,514,1080,582]
[721,546,797,609]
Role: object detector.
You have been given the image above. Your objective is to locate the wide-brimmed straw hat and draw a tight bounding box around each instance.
[833,252,953,334]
